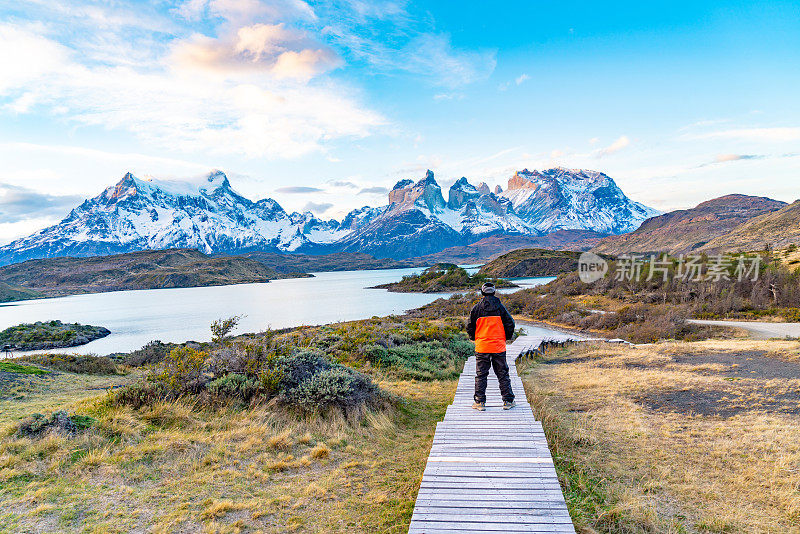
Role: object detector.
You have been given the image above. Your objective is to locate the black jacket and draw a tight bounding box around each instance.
[466,294,515,342]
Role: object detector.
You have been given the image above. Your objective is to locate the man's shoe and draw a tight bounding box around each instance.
[503,400,516,410]
[472,401,485,411]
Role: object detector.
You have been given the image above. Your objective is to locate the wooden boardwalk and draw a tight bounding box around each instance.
[408,336,575,533]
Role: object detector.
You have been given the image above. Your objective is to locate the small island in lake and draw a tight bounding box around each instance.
[478,248,590,278]
[372,263,516,293]
[0,320,111,350]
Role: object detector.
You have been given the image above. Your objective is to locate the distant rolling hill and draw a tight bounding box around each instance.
[592,194,786,256]
[698,200,800,253]
[0,248,295,302]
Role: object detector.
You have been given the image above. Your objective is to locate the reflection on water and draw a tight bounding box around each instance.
[0,268,556,355]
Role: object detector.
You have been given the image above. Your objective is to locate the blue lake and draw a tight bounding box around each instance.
[0,268,555,355]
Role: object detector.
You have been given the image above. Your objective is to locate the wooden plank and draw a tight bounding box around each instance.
[409,336,575,533]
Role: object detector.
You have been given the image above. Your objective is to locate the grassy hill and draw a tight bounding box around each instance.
[592,194,786,255]
[0,248,295,302]
[478,248,587,277]
[698,200,800,253]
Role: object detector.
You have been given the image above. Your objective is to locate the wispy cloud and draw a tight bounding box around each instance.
[321,2,496,87]
[0,183,82,224]
[499,73,529,91]
[328,180,358,188]
[275,186,324,193]
[715,153,763,162]
[595,135,630,157]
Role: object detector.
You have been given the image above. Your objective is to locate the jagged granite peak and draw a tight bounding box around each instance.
[494,185,503,195]
[386,170,445,214]
[477,182,491,195]
[447,177,480,210]
[500,167,660,234]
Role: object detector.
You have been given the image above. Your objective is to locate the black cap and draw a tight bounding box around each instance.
[481,282,496,295]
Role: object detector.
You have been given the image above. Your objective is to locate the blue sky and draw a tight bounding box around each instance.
[0,0,799,243]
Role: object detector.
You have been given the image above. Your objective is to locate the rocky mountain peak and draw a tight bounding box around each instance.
[477,182,490,195]
[494,185,503,195]
[448,177,480,210]
[387,170,445,213]
[103,172,141,202]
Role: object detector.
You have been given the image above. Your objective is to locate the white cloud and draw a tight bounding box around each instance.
[172,23,341,80]
[595,135,630,157]
[515,73,529,85]
[0,21,383,159]
[0,24,68,92]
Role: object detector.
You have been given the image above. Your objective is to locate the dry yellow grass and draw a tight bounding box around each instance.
[520,339,800,533]
[0,378,456,533]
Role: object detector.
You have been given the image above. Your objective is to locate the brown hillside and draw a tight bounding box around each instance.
[592,194,785,255]
[698,200,800,253]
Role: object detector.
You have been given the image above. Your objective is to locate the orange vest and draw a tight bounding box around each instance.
[474,316,507,353]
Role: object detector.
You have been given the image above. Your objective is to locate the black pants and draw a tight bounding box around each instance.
[474,352,514,403]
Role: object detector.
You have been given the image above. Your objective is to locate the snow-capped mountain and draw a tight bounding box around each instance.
[333,168,659,258]
[500,168,659,234]
[0,167,659,264]
[0,170,350,265]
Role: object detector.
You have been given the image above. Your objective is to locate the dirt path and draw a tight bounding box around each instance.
[688,319,800,339]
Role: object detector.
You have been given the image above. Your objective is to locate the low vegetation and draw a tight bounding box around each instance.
[410,289,722,343]
[0,316,471,532]
[519,340,800,533]
[115,316,471,413]
[0,320,110,350]
[16,354,118,375]
[412,252,800,342]
[372,263,515,293]
[545,253,800,322]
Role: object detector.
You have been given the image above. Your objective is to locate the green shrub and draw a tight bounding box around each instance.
[115,381,169,409]
[283,365,379,412]
[207,373,259,400]
[20,354,117,375]
[153,346,209,394]
[123,340,176,366]
[17,410,96,437]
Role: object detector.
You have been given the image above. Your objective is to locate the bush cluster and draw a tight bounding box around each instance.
[19,353,118,375]
[117,318,472,412]
[17,410,96,437]
[119,340,178,366]
[118,346,382,414]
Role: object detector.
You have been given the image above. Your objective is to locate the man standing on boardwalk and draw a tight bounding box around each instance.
[466,282,516,411]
